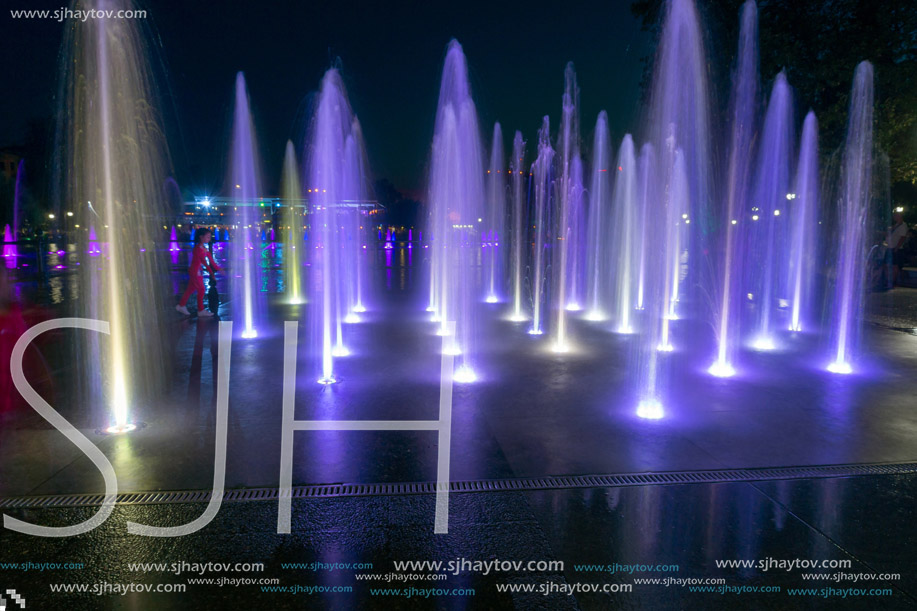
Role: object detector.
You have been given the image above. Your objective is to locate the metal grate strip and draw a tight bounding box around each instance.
[2,462,915,510]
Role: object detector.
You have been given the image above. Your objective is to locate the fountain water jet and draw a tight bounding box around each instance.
[585,113,612,321]
[229,72,264,339]
[747,72,794,351]
[829,62,875,374]
[710,0,758,377]
[529,118,554,336]
[611,135,638,334]
[788,112,818,333]
[485,123,505,304]
[282,141,305,305]
[509,131,527,321]
[307,68,368,382]
[58,0,171,430]
[553,63,581,351]
[427,40,485,380]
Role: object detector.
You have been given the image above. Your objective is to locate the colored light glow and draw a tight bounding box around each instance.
[584,310,607,322]
[105,423,137,434]
[827,361,852,374]
[752,337,775,351]
[317,375,338,385]
[332,345,350,357]
[435,326,451,336]
[344,313,361,323]
[508,313,528,322]
[443,345,462,356]
[453,366,477,383]
[617,325,633,334]
[657,343,674,352]
[241,329,258,339]
[527,328,544,336]
[708,361,736,378]
[485,295,498,303]
[565,303,582,312]
[288,298,304,305]
[637,399,664,419]
[789,322,802,332]
[425,305,436,312]
[551,342,570,354]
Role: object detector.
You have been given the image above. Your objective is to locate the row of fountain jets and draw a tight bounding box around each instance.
[226,0,878,416]
[60,0,879,430]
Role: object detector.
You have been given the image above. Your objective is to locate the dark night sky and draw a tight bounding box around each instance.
[0,0,652,198]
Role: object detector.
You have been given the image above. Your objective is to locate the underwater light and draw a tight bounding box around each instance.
[708,361,736,378]
[584,311,607,321]
[317,375,338,385]
[637,399,664,419]
[565,303,582,312]
[657,343,674,352]
[105,423,137,434]
[332,345,350,357]
[751,337,775,351]
[344,313,361,324]
[241,329,258,339]
[485,295,498,303]
[827,361,852,374]
[353,304,367,313]
[527,328,544,336]
[453,366,477,383]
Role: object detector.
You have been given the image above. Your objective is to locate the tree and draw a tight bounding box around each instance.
[631,0,917,186]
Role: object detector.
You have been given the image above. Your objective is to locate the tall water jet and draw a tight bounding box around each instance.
[788,112,818,333]
[647,0,712,319]
[427,40,485,381]
[635,144,674,419]
[58,0,170,431]
[585,112,612,321]
[308,68,368,382]
[530,118,554,336]
[747,72,794,351]
[829,62,874,374]
[710,0,758,377]
[553,63,581,351]
[509,131,527,321]
[485,122,505,303]
[344,119,370,319]
[610,135,638,333]
[229,72,263,339]
[635,143,658,314]
[658,150,689,353]
[282,141,304,305]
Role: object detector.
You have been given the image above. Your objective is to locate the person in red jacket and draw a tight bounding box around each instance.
[176,227,221,317]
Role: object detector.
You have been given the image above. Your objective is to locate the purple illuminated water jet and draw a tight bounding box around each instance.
[829,62,875,374]
[427,40,485,378]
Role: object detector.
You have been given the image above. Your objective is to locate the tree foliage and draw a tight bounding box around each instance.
[631,0,917,186]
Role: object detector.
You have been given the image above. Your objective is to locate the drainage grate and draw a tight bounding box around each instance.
[2,462,915,510]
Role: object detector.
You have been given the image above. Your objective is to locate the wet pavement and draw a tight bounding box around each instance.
[2,246,917,608]
[1,474,914,609]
